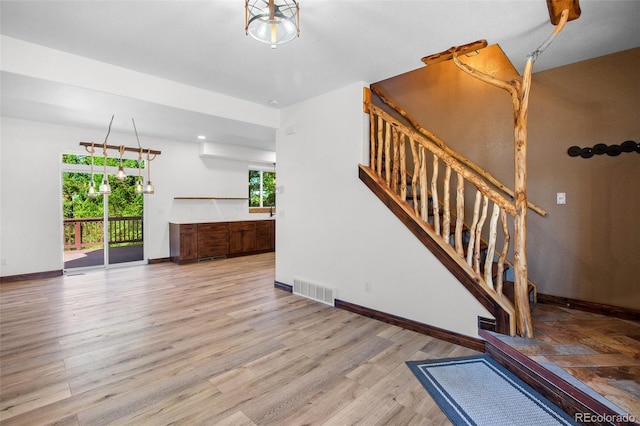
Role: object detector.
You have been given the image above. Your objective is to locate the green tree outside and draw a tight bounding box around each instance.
[249,170,276,207]
[62,154,144,249]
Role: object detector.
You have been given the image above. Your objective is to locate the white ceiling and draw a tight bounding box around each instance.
[1,1,639,151]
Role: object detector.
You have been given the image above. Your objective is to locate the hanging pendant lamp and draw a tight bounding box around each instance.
[143,149,155,194]
[115,145,127,180]
[87,143,99,198]
[99,143,111,195]
[135,148,144,194]
[80,116,160,197]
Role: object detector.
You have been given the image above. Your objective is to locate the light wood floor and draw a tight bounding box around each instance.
[0,253,479,425]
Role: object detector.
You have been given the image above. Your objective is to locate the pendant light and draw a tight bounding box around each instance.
[80,115,161,197]
[115,145,127,180]
[132,119,145,194]
[135,148,144,194]
[99,143,111,195]
[143,149,155,194]
[87,143,99,198]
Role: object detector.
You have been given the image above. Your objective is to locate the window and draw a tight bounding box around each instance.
[249,170,275,211]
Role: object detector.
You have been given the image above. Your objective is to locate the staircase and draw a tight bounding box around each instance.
[360,88,536,337]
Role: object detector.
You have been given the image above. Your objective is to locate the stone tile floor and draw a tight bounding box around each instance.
[496,303,640,420]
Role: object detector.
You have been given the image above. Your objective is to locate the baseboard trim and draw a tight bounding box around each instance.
[481,329,632,426]
[275,280,485,352]
[538,293,640,322]
[335,299,485,352]
[148,257,171,264]
[274,280,293,293]
[1,269,63,283]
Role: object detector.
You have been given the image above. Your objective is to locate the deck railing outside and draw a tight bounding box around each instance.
[63,216,143,250]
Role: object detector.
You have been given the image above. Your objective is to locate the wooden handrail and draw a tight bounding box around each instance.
[362,7,574,338]
[369,85,548,217]
[365,95,519,336]
[367,102,516,216]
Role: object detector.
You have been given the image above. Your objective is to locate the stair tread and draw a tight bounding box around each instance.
[501,280,535,303]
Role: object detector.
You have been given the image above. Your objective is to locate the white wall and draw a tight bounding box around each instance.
[0,116,272,277]
[275,82,491,338]
[2,84,494,337]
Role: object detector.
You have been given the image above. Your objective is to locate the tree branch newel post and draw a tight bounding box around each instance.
[514,9,571,337]
[450,8,571,337]
[512,53,536,337]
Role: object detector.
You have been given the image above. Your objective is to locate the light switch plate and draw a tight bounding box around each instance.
[556,192,566,204]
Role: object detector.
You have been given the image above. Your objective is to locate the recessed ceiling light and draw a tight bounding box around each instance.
[197,135,206,140]
[268,99,279,106]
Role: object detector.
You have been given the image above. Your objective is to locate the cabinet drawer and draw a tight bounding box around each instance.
[180,224,196,234]
[229,222,256,232]
[198,234,228,257]
[198,223,228,234]
[197,223,229,257]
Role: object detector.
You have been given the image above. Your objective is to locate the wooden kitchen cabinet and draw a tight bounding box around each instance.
[229,222,257,254]
[256,220,275,251]
[169,223,198,263]
[169,220,275,264]
[198,223,229,258]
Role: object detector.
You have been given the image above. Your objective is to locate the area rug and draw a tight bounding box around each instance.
[406,355,579,426]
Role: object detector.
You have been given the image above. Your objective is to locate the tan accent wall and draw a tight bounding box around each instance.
[373,46,639,309]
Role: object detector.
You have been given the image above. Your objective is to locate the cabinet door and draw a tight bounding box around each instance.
[170,223,197,263]
[180,225,198,260]
[229,222,257,254]
[198,223,229,258]
[256,220,275,251]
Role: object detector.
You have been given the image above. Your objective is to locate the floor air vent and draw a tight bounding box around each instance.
[293,278,336,306]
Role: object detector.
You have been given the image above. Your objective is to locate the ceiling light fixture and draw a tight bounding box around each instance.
[245,0,299,49]
[144,149,156,194]
[99,143,112,195]
[115,145,127,180]
[80,116,161,197]
[87,143,99,198]
[135,148,144,194]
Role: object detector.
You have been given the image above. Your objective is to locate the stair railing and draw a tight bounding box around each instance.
[364,94,524,336]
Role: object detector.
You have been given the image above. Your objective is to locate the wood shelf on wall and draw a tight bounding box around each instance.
[173,197,249,200]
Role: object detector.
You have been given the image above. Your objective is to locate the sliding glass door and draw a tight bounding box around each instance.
[106,175,144,265]
[62,154,144,270]
[62,171,106,269]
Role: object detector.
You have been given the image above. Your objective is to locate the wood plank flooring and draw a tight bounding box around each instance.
[0,253,479,425]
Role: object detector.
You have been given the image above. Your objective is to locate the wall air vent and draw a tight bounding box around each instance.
[293,278,336,306]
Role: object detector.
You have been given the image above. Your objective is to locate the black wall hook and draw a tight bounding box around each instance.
[568,140,639,158]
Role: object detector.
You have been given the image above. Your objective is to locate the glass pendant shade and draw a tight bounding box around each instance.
[115,166,127,181]
[143,181,154,194]
[87,145,99,197]
[246,0,299,48]
[99,178,111,195]
[88,180,98,198]
[116,146,126,180]
[142,149,155,195]
[135,179,144,194]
